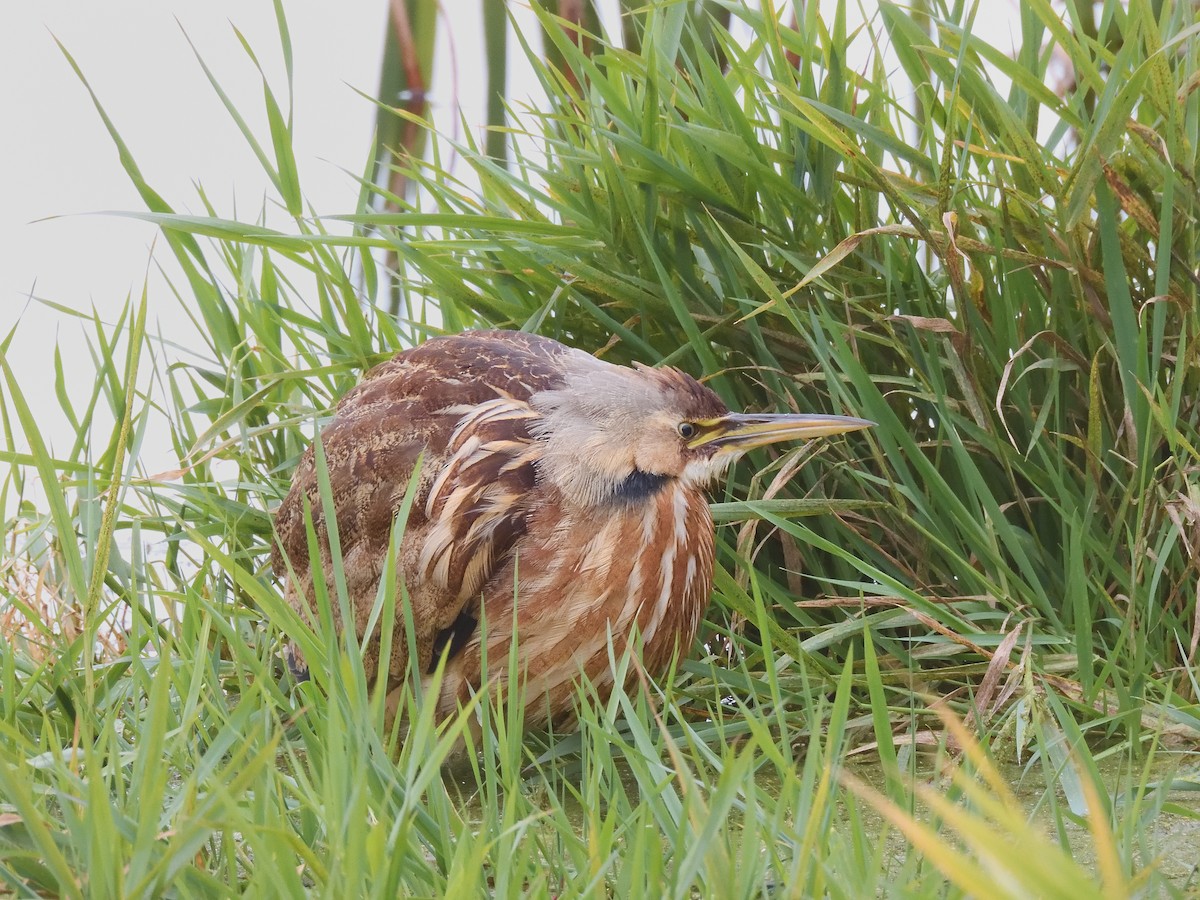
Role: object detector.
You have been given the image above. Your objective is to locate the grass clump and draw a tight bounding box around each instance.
[2,0,1199,895]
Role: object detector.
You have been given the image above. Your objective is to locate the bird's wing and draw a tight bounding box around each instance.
[272,330,576,680]
[417,396,542,604]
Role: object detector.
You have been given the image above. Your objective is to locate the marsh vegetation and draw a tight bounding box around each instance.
[2,1,1199,895]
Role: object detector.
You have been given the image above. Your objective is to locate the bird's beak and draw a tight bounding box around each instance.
[689,412,875,453]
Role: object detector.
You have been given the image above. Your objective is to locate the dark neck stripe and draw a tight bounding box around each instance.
[611,469,670,504]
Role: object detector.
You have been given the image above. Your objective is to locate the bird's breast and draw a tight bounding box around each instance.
[436,483,714,724]
[532,483,712,656]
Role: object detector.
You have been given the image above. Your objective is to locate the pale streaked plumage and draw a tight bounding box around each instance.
[272,329,872,729]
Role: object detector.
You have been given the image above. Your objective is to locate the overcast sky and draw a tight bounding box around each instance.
[2,3,484,476]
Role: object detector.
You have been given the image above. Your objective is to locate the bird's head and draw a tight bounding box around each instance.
[529,357,873,508]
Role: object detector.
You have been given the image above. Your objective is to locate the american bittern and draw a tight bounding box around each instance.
[273,330,872,727]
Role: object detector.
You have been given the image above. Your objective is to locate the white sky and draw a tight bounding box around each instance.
[0,6,373,461]
[0,1,1019,494]
[1,2,490,478]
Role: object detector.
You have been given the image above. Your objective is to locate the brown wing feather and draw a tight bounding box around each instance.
[272,330,580,682]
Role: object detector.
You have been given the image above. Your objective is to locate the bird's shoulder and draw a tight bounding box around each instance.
[271,331,575,588]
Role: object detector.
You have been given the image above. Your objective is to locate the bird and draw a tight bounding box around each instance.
[272,330,872,730]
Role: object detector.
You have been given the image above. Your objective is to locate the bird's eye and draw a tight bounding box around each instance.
[678,422,697,440]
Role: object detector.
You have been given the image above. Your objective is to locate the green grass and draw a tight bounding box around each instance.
[3,0,1200,895]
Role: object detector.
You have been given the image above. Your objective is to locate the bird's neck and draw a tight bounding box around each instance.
[609,469,671,505]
